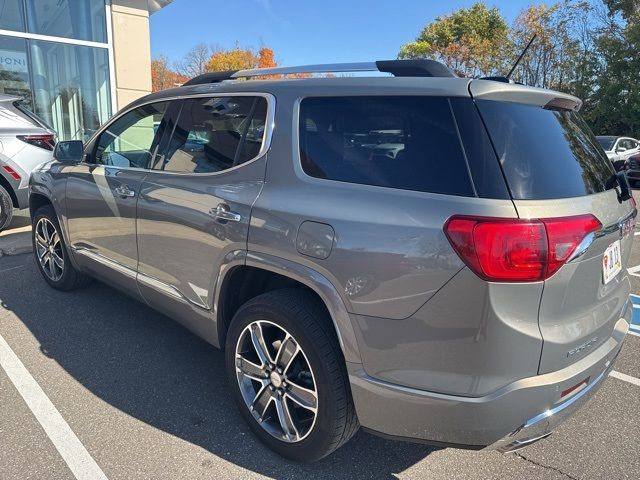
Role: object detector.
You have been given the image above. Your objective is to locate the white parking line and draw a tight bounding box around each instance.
[627,265,640,276]
[0,333,108,480]
[610,370,640,387]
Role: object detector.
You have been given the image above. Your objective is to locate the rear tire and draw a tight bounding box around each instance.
[0,185,13,232]
[32,205,91,291]
[225,288,358,462]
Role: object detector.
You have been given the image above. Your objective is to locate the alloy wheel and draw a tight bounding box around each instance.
[34,218,64,282]
[235,320,318,443]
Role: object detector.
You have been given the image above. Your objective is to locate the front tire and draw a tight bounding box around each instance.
[225,289,358,462]
[32,205,90,290]
[0,185,13,232]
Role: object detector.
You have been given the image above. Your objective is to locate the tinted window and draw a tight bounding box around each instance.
[94,102,168,168]
[477,101,615,200]
[299,96,474,196]
[156,96,267,174]
[449,98,509,199]
[597,137,615,151]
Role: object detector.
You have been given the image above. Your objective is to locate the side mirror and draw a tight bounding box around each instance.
[54,140,84,164]
[617,147,628,153]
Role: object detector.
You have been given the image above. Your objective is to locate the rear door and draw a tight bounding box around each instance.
[473,89,634,373]
[135,94,270,338]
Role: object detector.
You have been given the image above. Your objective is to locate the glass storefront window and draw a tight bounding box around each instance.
[30,40,111,140]
[25,0,107,43]
[0,0,26,32]
[0,36,32,106]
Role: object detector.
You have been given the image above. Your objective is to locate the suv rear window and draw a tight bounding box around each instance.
[299,96,475,196]
[476,100,615,200]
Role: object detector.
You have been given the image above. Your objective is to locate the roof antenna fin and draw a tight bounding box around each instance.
[506,34,536,80]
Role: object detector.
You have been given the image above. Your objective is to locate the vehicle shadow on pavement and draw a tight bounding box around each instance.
[0,256,438,478]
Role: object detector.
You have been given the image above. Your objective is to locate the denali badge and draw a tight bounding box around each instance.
[567,337,598,358]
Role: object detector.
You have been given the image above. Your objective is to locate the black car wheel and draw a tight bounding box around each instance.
[32,205,91,290]
[225,288,358,462]
[0,185,13,232]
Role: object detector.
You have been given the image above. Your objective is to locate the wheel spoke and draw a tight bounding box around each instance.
[236,355,266,381]
[275,334,299,373]
[37,246,47,261]
[275,395,299,441]
[250,322,274,366]
[52,252,64,270]
[50,231,60,248]
[42,222,51,243]
[251,384,274,419]
[35,231,48,247]
[46,255,55,278]
[285,380,318,412]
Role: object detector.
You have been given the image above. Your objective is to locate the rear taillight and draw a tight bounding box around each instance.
[444,214,602,282]
[2,165,21,181]
[17,134,56,151]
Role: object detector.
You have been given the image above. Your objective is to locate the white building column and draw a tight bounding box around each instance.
[110,0,155,109]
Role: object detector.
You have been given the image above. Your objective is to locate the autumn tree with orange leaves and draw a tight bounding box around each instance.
[206,46,278,72]
[151,55,188,92]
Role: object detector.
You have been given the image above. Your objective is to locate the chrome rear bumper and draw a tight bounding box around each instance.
[492,350,618,452]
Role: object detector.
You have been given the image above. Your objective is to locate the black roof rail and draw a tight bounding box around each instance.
[182,59,457,86]
[183,70,239,86]
[375,60,456,78]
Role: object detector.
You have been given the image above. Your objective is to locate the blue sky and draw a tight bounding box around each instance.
[151,0,530,67]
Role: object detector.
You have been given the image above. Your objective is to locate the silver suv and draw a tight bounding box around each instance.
[0,95,55,231]
[29,60,634,462]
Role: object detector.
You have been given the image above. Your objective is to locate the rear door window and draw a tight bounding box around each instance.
[477,100,615,200]
[299,96,475,196]
[154,96,267,174]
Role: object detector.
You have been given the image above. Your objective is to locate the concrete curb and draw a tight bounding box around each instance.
[0,231,33,257]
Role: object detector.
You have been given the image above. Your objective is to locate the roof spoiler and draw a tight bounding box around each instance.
[183,59,456,86]
[469,79,583,111]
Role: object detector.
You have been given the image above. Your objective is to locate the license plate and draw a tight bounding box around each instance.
[602,240,622,284]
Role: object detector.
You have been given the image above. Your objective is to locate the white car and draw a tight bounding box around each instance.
[0,95,55,232]
[597,136,640,169]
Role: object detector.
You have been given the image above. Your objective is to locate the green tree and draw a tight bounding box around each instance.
[398,3,510,77]
[586,0,640,135]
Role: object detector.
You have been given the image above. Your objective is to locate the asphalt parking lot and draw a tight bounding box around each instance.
[1,207,639,480]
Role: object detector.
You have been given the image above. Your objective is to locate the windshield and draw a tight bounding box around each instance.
[596,137,616,151]
[477,100,615,200]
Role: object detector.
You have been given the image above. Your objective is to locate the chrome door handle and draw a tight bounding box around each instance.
[210,203,241,222]
[114,185,135,198]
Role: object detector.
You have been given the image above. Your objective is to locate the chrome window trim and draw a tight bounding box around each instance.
[83,92,276,177]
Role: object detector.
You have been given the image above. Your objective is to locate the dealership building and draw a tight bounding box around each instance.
[0,0,172,140]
